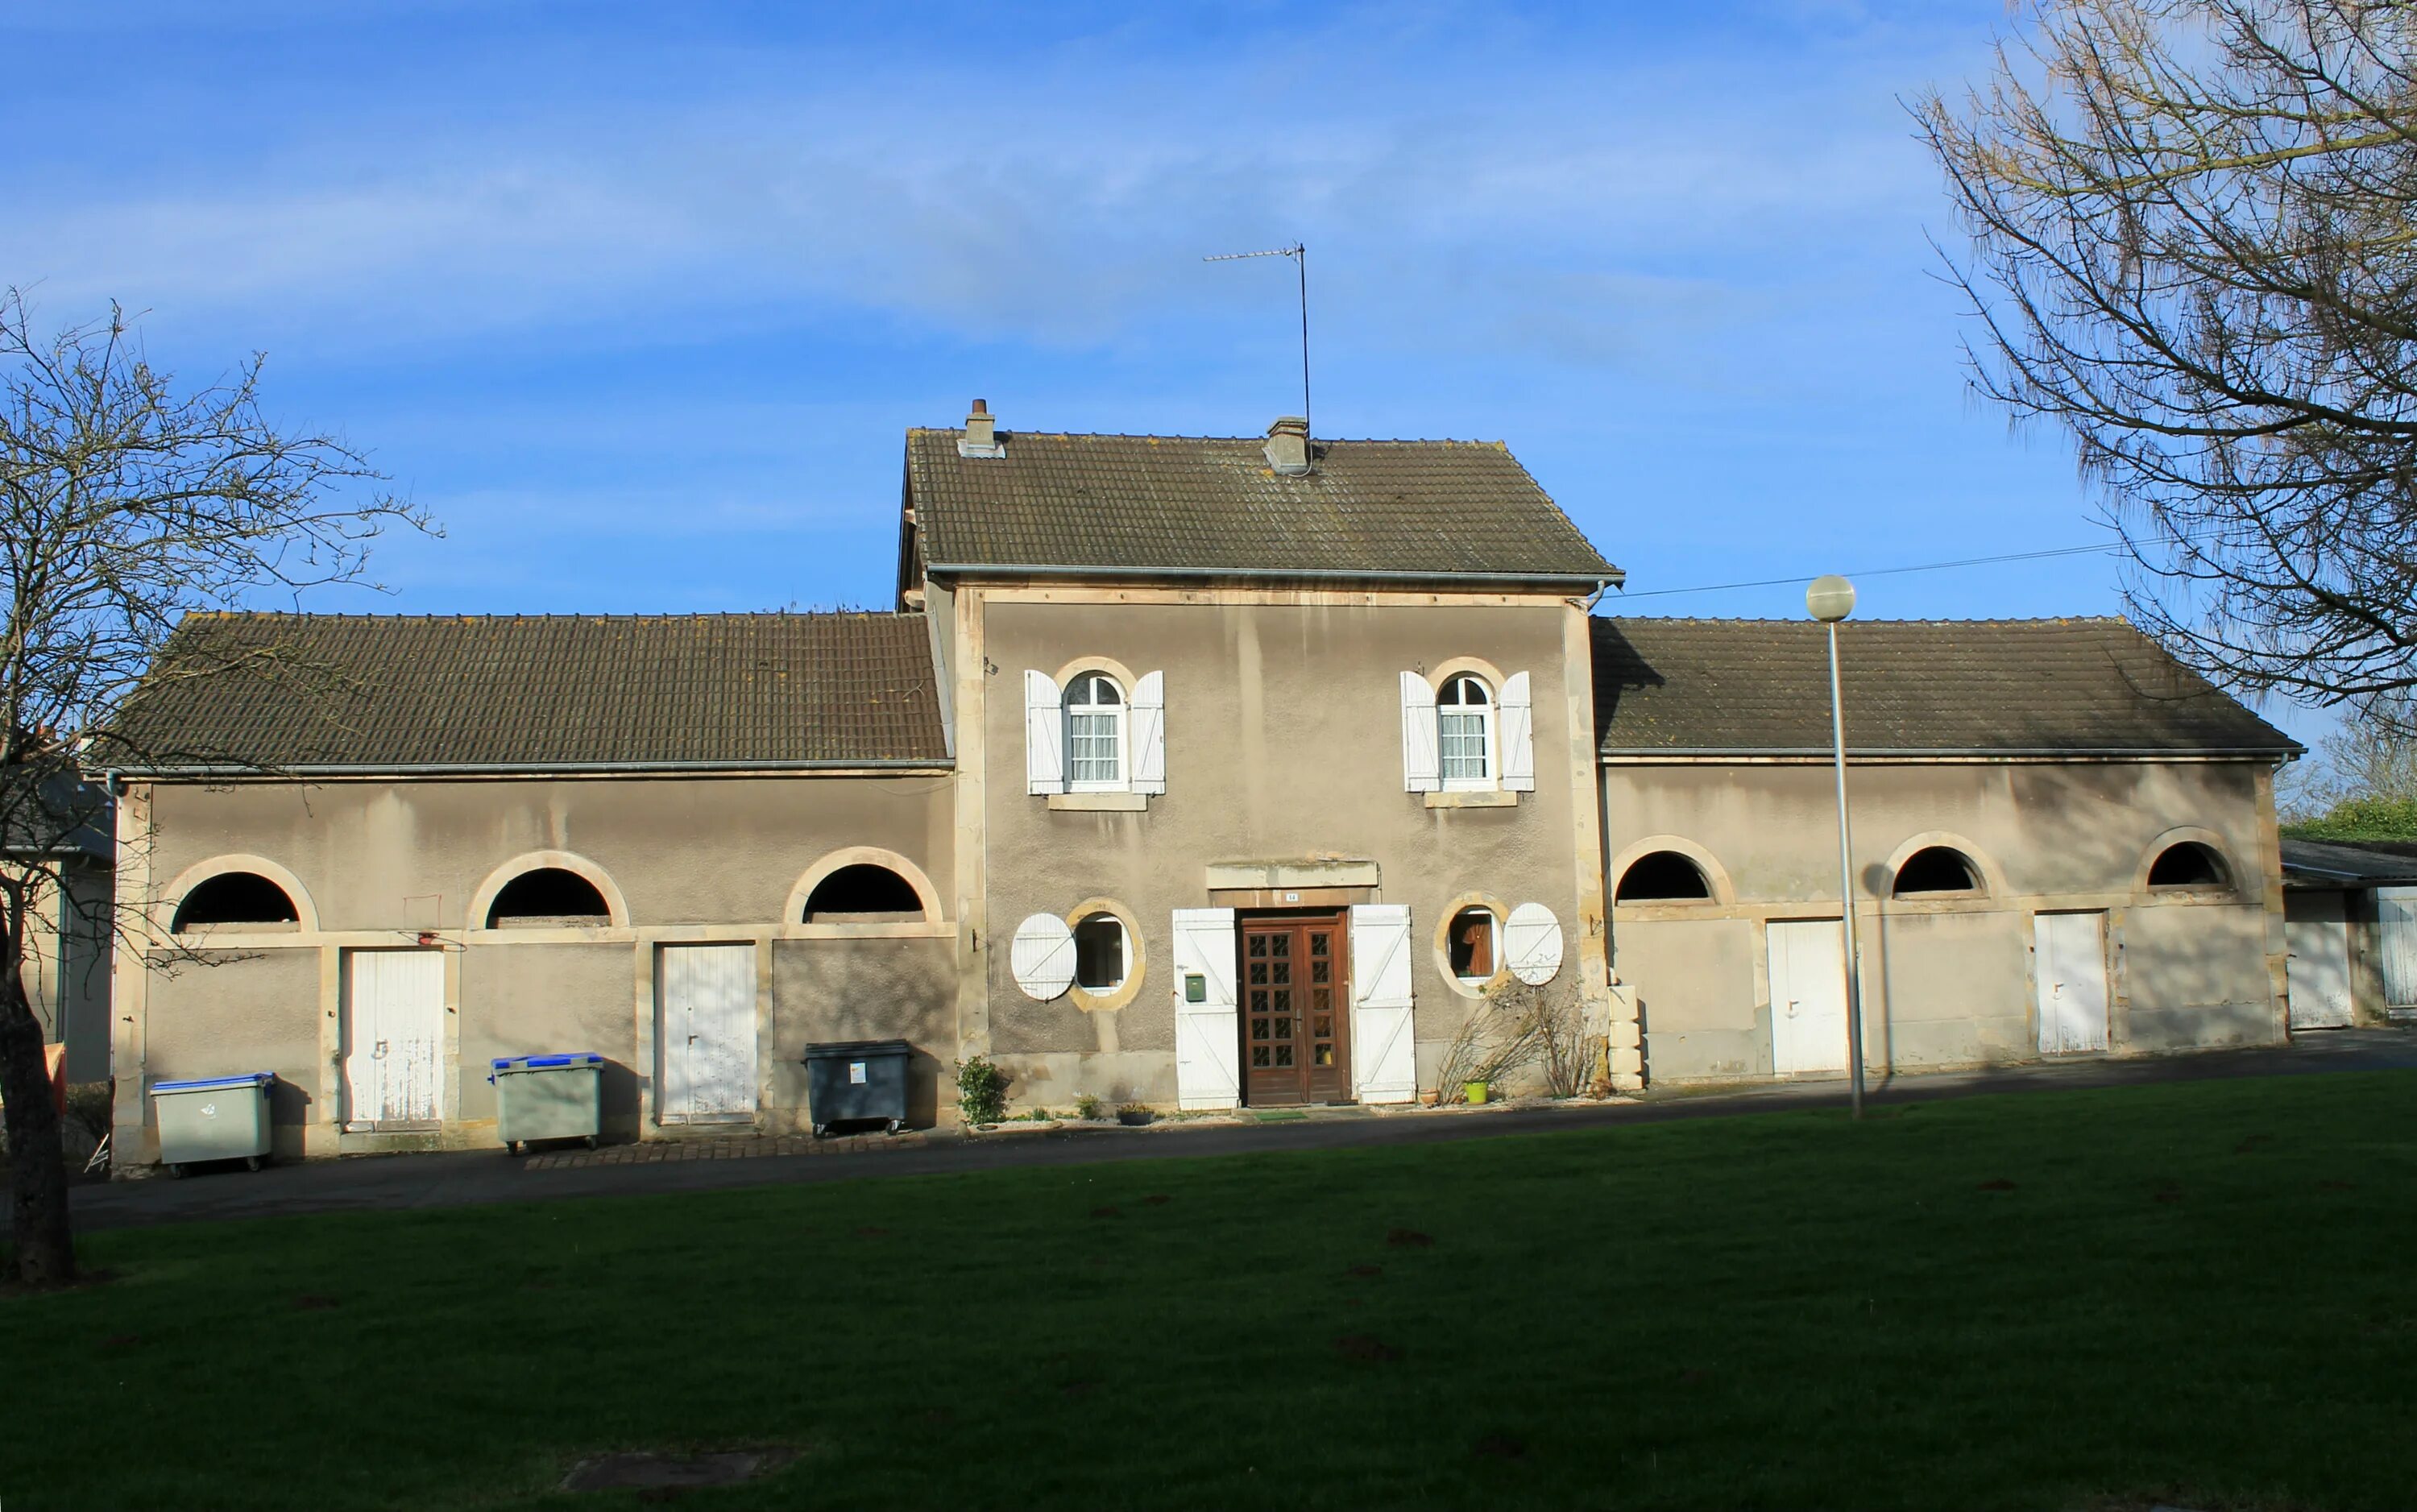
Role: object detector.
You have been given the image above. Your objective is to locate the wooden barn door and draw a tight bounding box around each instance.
[1240,913,1351,1106]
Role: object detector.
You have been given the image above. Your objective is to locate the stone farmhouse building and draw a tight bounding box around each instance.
[102,408,2301,1162]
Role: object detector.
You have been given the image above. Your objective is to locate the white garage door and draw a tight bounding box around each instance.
[344,949,445,1128]
[2034,912,2109,1054]
[2286,893,2356,1030]
[2381,888,2417,1008]
[659,943,758,1124]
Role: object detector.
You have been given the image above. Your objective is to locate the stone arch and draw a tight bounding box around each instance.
[468,850,629,930]
[1607,835,1735,906]
[786,846,943,926]
[1882,830,2006,899]
[2134,826,2242,896]
[163,854,320,933]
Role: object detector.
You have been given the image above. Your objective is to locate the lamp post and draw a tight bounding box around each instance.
[1805,574,1865,1121]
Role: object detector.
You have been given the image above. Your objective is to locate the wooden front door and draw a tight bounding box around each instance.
[1241,913,1350,1106]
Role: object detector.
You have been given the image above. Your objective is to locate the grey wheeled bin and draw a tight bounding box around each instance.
[802,1039,911,1137]
[150,1072,276,1177]
[489,1053,605,1154]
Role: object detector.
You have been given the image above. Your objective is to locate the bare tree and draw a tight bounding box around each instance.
[1916,2,2417,723]
[1,290,427,1286]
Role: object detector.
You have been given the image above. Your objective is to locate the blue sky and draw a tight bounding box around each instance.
[0,1,2330,742]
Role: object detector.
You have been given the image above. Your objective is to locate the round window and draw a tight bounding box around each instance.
[1073,913,1128,993]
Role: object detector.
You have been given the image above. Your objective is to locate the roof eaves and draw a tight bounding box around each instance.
[928,561,1623,587]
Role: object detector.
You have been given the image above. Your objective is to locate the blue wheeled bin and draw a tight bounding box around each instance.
[488,1053,605,1154]
[150,1072,276,1177]
[801,1039,912,1137]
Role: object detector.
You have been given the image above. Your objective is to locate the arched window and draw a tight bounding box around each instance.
[1064,672,1125,790]
[1893,846,1982,897]
[1073,912,1128,993]
[172,872,301,931]
[1449,906,1497,980]
[2149,841,2231,889]
[1616,851,1713,903]
[1437,674,1495,789]
[802,864,925,923]
[487,868,612,927]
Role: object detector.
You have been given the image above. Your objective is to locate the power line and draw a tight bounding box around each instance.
[1613,540,2125,601]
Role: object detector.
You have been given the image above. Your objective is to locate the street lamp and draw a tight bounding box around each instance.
[1805,574,1866,1121]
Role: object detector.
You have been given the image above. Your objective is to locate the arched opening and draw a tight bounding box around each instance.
[486,868,612,927]
[1437,673,1495,787]
[1893,846,1982,897]
[2149,841,2231,889]
[1617,851,1713,903]
[172,872,301,931]
[802,864,925,923]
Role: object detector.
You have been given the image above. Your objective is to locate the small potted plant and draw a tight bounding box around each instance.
[1117,1102,1154,1126]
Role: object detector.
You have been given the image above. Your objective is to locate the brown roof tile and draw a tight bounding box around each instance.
[114,611,948,771]
[1592,616,2298,756]
[906,428,1619,582]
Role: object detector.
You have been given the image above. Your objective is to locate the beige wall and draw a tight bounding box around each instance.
[116,773,957,1158]
[19,859,111,1081]
[1604,758,2284,1084]
[972,591,1606,1105]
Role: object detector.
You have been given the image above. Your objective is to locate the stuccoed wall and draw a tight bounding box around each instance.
[1605,758,2282,1085]
[141,947,321,1158]
[769,937,956,1128]
[118,773,959,1158]
[975,594,1598,1108]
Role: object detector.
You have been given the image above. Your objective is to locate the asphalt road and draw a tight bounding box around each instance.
[28,1028,2417,1236]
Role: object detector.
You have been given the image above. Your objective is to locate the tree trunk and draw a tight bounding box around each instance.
[1,934,76,1286]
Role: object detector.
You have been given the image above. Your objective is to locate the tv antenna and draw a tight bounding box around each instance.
[1204,242,1310,441]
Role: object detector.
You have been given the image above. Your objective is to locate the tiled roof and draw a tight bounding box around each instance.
[2280,838,2417,885]
[905,428,1619,582]
[112,612,949,772]
[1592,616,2299,756]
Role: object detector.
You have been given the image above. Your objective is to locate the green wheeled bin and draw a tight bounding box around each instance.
[489,1053,605,1154]
[802,1039,911,1137]
[150,1072,276,1177]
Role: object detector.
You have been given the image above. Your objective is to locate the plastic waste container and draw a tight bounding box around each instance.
[801,1039,911,1137]
[150,1073,276,1177]
[489,1054,605,1154]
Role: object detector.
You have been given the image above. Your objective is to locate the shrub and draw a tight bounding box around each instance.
[2283,795,2417,843]
[1075,1093,1103,1121]
[955,1056,1009,1126]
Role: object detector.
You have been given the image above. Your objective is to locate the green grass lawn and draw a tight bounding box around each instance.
[9,1073,2417,1511]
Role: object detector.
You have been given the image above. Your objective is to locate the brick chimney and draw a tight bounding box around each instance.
[1264,415,1311,475]
[959,399,1005,458]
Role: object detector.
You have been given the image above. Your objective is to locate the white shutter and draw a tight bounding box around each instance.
[1349,903,1416,1103]
[1503,901,1564,985]
[1130,669,1167,794]
[1172,908,1240,1109]
[2381,888,2417,1006]
[1499,670,1535,792]
[1010,913,1076,1000]
[1399,672,1440,793]
[1024,671,1063,795]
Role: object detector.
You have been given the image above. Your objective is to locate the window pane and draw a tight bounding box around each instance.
[1449,909,1495,978]
[1068,710,1121,782]
[1074,914,1126,991]
[1439,710,1488,779]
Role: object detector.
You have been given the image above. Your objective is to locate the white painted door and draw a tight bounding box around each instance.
[1171,909,1240,1111]
[659,944,758,1123]
[2287,893,2356,1029]
[2034,912,2110,1054]
[1768,920,1847,1074]
[2381,888,2417,1008]
[1349,904,1417,1104]
[344,950,445,1127]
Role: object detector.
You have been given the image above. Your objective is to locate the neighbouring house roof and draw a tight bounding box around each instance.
[2280,838,2417,887]
[903,428,1620,584]
[1,765,112,861]
[1591,616,2299,758]
[108,611,950,773]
